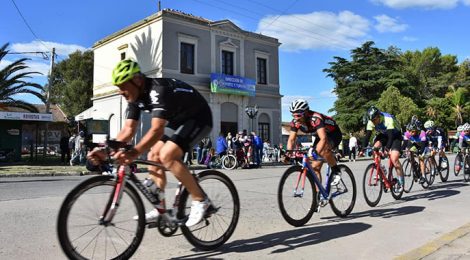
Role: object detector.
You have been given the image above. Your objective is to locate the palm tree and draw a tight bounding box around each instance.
[447,86,468,127]
[0,43,45,112]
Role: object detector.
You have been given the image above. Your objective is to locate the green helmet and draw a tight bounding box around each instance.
[111,59,140,85]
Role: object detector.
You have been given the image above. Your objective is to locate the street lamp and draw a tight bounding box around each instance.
[245,105,259,132]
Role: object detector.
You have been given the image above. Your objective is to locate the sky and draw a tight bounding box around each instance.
[3,0,470,121]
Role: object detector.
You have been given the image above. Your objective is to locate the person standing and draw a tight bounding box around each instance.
[252,131,263,167]
[348,133,358,162]
[60,132,71,164]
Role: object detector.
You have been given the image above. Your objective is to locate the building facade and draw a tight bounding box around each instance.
[87,9,282,145]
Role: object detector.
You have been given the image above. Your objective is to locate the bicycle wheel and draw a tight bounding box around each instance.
[424,157,436,186]
[402,159,415,193]
[329,165,356,217]
[363,163,383,207]
[454,153,463,176]
[57,175,146,260]
[222,154,237,170]
[278,165,317,227]
[464,155,470,182]
[178,170,239,250]
[389,164,404,200]
[438,154,449,182]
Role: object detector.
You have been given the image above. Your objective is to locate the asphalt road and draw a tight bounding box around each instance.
[1,154,469,260]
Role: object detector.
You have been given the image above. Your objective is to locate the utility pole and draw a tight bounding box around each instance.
[158,0,161,11]
[43,47,55,157]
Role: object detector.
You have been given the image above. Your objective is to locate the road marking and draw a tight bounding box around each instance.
[395,222,470,260]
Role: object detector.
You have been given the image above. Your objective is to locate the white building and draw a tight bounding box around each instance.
[81,9,282,145]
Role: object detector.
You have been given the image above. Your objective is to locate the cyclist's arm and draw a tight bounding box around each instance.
[362,130,372,150]
[286,130,298,151]
[133,117,166,154]
[116,119,138,142]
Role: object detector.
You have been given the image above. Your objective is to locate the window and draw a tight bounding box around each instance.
[120,52,126,60]
[180,42,195,74]
[257,57,267,84]
[222,50,234,75]
[258,123,270,143]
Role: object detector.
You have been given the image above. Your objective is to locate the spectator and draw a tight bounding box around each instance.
[348,133,358,162]
[216,132,228,156]
[226,132,233,150]
[200,136,212,164]
[60,133,71,164]
[196,140,204,164]
[70,131,85,166]
[252,132,263,167]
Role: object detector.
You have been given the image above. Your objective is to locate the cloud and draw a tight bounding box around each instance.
[257,11,370,51]
[374,15,408,33]
[463,0,470,5]
[1,59,49,78]
[402,36,418,42]
[10,40,87,58]
[372,0,460,9]
[320,89,337,98]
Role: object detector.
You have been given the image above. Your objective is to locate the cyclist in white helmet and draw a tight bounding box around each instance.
[286,99,343,184]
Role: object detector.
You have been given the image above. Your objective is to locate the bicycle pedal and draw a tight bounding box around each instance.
[147,222,159,229]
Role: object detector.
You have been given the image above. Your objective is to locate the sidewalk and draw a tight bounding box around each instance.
[396,222,470,260]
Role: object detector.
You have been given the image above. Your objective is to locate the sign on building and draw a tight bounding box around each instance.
[210,73,256,96]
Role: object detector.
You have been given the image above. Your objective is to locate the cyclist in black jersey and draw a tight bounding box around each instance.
[88,59,213,227]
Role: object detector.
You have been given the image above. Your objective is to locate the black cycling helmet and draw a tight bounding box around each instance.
[406,122,419,131]
[367,106,380,120]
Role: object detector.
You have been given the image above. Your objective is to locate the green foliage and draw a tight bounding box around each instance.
[49,50,93,116]
[0,43,45,112]
[376,86,418,128]
[324,41,469,131]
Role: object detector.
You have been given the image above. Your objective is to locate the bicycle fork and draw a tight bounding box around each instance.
[100,165,128,225]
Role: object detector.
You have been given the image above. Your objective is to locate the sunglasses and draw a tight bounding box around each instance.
[293,112,305,119]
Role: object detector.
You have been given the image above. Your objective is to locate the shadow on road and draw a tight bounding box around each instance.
[172,222,371,259]
[320,205,425,222]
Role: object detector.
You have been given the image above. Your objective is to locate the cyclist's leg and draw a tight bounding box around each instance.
[389,137,404,179]
[147,140,167,191]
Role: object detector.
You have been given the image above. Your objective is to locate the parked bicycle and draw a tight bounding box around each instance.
[454,145,470,182]
[363,147,403,207]
[57,140,240,259]
[278,150,356,227]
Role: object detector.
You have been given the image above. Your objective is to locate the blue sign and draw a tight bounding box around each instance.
[210,73,256,96]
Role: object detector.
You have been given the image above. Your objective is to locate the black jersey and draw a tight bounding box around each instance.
[126,78,211,124]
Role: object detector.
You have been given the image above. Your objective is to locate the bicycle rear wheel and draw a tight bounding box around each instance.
[454,153,463,176]
[402,159,414,193]
[424,157,436,186]
[222,154,237,170]
[57,175,146,260]
[389,164,404,200]
[178,170,239,250]
[464,155,470,182]
[438,155,449,182]
[278,165,317,227]
[363,163,383,207]
[329,165,356,217]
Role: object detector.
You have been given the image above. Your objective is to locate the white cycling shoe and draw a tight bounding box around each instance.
[185,199,210,227]
[133,209,160,222]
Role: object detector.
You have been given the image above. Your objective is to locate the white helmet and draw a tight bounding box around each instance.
[424,120,435,129]
[289,99,309,113]
[463,123,470,131]
[457,125,463,131]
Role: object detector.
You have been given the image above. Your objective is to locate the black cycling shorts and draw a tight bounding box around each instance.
[374,133,402,151]
[312,128,342,150]
[161,106,213,153]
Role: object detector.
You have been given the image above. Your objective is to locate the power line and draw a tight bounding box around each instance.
[10,0,50,51]
[259,0,299,34]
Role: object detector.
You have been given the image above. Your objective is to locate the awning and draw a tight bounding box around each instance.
[75,107,110,121]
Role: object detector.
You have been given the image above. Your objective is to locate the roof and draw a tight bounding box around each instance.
[3,104,68,122]
[93,9,279,48]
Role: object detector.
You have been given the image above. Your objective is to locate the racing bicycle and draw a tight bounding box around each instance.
[57,140,240,259]
[278,150,356,227]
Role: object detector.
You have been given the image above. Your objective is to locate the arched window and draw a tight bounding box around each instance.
[258,113,270,142]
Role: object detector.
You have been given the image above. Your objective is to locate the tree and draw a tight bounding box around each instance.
[0,43,45,112]
[376,86,419,129]
[424,97,452,128]
[447,87,469,127]
[49,50,93,116]
[324,41,409,133]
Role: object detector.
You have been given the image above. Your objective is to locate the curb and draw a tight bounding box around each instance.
[395,222,470,260]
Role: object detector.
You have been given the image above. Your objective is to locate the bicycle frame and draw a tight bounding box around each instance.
[295,153,343,200]
[367,150,396,189]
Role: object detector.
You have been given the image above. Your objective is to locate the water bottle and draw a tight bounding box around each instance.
[143,178,164,201]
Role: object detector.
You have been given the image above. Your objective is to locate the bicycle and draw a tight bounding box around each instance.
[221,149,238,170]
[454,145,470,182]
[423,146,449,183]
[57,140,240,259]
[278,150,356,227]
[363,147,404,207]
[402,147,432,192]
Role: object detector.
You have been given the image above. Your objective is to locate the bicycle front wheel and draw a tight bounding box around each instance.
[454,153,463,176]
[57,175,146,260]
[278,165,317,227]
[222,154,237,170]
[363,163,383,207]
[438,155,449,182]
[389,164,404,200]
[424,157,436,186]
[178,170,240,250]
[402,159,414,193]
[329,165,356,217]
